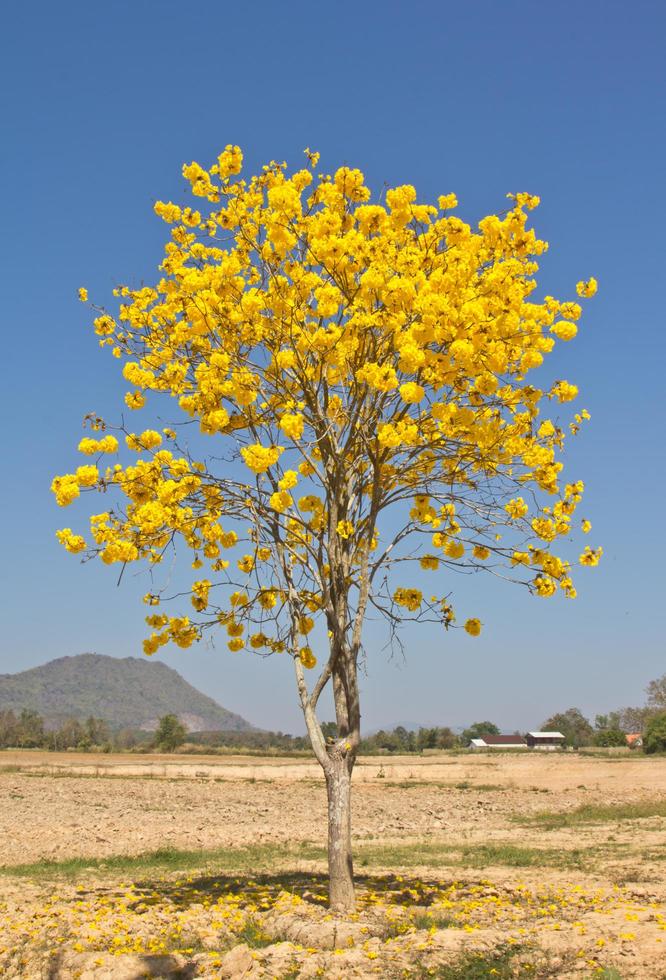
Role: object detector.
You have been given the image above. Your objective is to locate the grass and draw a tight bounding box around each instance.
[0,840,325,879]
[381,780,504,791]
[1,836,594,880]
[414,944,527,979]
[515,800,666,830]
[355,839,588,871]
[235,916,275,948]
[412,911,458,930]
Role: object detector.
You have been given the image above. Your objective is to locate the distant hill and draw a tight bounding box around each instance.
[0,654,254,732]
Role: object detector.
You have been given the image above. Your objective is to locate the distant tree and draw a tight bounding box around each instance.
[643,712,666,754]
[434,726,458,750]
[84,716,110,747]
[615,675,666,735]
[392,726,415,752]
[373,729,399,752]
[154,714,187,752]
[460,721,500,746]
[16,709,45,748]
[593,728,626,747]
[320,721,338,743]
[542,708,593,748]
[617,705,654,733]
[0,710,18,748]
[646,675,666,711]
[55,718,85,750]
[594,712,622,732]
[416,727,438,750]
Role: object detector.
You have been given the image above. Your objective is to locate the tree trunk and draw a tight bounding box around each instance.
[325,755,355,911]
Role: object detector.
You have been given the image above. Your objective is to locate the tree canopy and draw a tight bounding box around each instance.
[643,713,666,755]
[542,708,594,748]
[154,713,187,752]
[54,147,600,664]
[461,721,501,745]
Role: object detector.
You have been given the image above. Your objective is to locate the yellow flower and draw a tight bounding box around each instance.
[551,320,578,341]
[237,554,255,574]
[443,539,465,560]
[278,470,299,490]
[78,287,88,302]
[579,545,603,567]
[393,588,422,612]
[125,390,146,410]
[279,412,305,441]
[241,444,283,473]
[504,497,528,520]
[299,647,317,669]
[336,520,354,539]
[576,277,598,297]
[464,618,481,636]
[56,528,86,553]
[78,435,118,455]
[399,381,425,404]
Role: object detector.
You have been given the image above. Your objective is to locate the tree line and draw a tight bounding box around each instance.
[3,671,666,755]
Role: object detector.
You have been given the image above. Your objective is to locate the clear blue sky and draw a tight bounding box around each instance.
[2,0,664,733]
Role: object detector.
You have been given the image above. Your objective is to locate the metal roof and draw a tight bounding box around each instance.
[527,731,565,738]
[477,734,526,745]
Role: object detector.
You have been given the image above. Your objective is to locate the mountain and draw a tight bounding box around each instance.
[0,654,254,732]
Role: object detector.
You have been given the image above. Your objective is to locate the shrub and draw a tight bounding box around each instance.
[643,712,666,754]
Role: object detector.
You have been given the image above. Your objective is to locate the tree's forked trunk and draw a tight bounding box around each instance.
[325,755,355,911]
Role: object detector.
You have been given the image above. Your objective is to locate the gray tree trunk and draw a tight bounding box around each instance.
[325,754,355,911]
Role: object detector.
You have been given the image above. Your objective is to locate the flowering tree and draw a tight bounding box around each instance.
[53,146,600,909]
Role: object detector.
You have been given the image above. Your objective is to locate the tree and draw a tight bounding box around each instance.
[542,708,593,748]
[593,728,626,747]
[643,712,666,754]
[320,721,338,743]
[84,716,110,747]
[53,146,600,909]
[154,714,187,752]
[16,709,44,748]
[0,710,18,748]
[646,674,666,711]
[594,712,622,732]
[55,718,85,750]
[461,721,500,746]
[617,705,653,733]
[616,674,666,735]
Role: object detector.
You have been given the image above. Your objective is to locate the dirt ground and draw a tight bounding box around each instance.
[1,751,665,978]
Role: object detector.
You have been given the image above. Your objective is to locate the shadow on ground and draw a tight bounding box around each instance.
[117,870,456,912]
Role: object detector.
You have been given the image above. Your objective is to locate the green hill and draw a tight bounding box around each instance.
[0,654,254,732]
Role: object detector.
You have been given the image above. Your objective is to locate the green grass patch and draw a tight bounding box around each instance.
[355,839,587,871]
[412,911,458,930]
[0,841,325,879]
[424,944,526,978]
[234,916,275,948]
[516,800,666,830]
[381,780,504,791]
[2,836,594,881]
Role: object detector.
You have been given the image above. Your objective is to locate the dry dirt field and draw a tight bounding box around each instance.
[1,750,665,978]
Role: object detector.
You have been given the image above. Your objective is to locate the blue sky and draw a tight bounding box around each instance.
[1,0,664,734]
